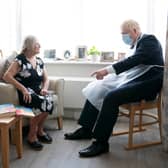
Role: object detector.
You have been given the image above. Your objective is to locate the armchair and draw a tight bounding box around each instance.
[0,77,64,130]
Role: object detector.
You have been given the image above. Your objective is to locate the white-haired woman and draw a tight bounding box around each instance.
[3,35,53,150]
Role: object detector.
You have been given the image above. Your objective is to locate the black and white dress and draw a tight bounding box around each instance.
[15,54,53,114]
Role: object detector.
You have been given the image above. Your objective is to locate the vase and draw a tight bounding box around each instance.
[91,55,99,62]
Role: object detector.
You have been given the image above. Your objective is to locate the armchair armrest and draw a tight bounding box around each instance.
[0,82,19,105]
[48,76,64,116]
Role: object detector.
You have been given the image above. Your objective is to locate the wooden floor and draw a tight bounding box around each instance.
[0,119,168,168]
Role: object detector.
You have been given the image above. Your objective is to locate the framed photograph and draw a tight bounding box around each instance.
[117,52,126,60]
[100,51,114,62]
[77,46,87,59]
[44,49,56,59]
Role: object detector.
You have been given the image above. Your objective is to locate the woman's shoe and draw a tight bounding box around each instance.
[37,133,52,144]
[27,140,43,151]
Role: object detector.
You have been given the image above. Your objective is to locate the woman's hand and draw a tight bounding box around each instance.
[91,69,108,80]
[22,89,32,104]
[40,89,48,96]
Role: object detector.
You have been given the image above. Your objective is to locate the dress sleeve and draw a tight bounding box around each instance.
[14,54,24,66]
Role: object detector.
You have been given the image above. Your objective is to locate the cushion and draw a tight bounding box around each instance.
[0,59,6,81]
[0,51,17,81]
[3,51,17,74]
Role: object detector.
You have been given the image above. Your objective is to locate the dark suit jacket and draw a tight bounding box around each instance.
[112,34,164,99]
[113,34,164,74]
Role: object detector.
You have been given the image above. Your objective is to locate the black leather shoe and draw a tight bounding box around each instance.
[64,127,92,140]
[79,141,109,157]
[27,140,43,151]
[38,133,52,144]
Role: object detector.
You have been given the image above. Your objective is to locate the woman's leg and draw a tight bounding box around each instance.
[37,112,48,136]
[28,114,44,142]
[25,92,53,139]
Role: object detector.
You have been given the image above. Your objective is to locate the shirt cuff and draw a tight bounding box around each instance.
[105,65,115,74]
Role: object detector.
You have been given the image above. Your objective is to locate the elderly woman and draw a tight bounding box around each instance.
[3,35,53,150]
[64,19,164,157]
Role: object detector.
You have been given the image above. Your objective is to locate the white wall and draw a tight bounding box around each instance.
[45,60,110,118]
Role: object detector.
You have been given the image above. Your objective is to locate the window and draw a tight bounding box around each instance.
[0,0,167,58]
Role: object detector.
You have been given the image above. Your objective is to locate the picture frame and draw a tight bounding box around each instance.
[100,51,115,62]
[117,52,126,60]
[44,49,56,59]
[77,46,87,59]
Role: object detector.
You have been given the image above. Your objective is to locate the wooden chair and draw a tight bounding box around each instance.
[113,91,162,150]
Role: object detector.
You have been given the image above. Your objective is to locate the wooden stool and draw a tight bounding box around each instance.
[0,116,23,168]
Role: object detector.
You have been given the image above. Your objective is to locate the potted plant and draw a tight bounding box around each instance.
[87,46,101,61]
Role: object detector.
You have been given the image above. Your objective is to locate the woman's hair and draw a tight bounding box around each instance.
[121,19,141,33]
[21,35,38,54]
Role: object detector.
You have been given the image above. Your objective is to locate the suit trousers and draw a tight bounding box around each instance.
[78,69,163,142]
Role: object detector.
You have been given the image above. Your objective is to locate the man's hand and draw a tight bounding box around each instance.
[91,69,108,80]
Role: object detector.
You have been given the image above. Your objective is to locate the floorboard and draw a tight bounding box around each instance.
[0,119,168,168]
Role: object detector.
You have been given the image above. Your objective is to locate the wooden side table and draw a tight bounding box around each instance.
[0,116,23,168]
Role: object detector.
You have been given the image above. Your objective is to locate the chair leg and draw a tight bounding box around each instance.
[126,107,162,150]
[57,116,63,130]
[157,104,162,142]
[138,109,143,131]
[125,108,135,149]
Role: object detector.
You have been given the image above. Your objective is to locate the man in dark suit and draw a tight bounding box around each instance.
[64,19,164,157]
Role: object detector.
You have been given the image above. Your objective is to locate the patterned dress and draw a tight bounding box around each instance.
[15,54,53,114]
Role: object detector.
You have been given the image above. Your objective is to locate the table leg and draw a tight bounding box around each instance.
[15,117,23,158]
[1,125,9,168]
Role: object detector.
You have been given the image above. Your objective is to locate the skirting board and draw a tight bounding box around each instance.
[64,108,82,120]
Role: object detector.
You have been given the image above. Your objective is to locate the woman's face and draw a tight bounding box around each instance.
[32,42,41,54]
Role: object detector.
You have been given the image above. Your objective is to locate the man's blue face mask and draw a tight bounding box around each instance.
[122,34,133,45]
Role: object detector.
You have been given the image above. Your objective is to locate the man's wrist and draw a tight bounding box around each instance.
[105,65,115,74]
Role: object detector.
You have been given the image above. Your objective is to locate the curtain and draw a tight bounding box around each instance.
[162,12,168,152]
[0,0,21,56]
